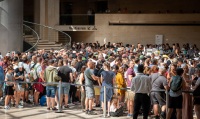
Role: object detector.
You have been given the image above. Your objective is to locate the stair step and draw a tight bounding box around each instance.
[38,44,62,47]
[37,47,62,50]
[25,40,56,44]
[37,43,57,45]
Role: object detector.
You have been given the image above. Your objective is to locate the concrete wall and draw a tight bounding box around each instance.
[92,14,200,47]
[66,31,95,43]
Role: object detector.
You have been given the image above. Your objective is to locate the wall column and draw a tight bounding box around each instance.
[0,0,23,55]
[47,0,59,42]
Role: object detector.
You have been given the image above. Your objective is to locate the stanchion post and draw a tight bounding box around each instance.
[103,86,107,118]
[166,90,169,113]
[56,81,63,113]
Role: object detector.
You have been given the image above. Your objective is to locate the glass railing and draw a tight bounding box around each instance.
[60,14,95,25]
[23,24,40,52]
[23,21,72,51]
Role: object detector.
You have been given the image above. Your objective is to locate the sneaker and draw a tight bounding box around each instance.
[47,107,50,110]
[62,105,69,110]
[52,107,58,111]
[26,100,32,104]
[19,100,24,106]
[127,114,133,118]
[85,110,89,114]
[96,104,100,107]
[34,104,40,107]
[88,111,97,115]
[11,102,15,107]
[4,106,10,110]
[16,105,23,108]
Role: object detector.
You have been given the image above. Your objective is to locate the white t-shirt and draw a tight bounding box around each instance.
[110,103,117,112]
[23,63,31,82]
[196,78,200,87]
[70,66,76,73]
[0,55,3,61]
[23,63,30,74]
[13,64,18,70]
[124,71,127,79]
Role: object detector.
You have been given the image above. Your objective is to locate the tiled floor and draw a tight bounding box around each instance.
[0,105,197,119]
[0,105,129,119]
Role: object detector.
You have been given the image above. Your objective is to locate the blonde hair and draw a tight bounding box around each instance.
[111,96,118,106]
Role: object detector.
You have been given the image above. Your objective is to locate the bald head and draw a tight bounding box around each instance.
[32,55,37,63]
[87,60,94,69]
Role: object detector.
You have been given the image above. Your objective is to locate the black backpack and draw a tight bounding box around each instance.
[193,84,200,96]
[170,75,183,92]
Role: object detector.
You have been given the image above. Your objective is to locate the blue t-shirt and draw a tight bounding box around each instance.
[101,71,115,87]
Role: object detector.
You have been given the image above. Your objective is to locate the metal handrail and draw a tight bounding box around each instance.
[23,21,72,50]
[23,24,40,52]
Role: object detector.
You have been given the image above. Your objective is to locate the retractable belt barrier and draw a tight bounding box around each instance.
[0,81,194,117]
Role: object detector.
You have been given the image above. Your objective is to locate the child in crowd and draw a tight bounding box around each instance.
[109,96,123,117]
[4,66,14,110]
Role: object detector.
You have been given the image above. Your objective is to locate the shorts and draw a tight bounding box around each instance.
[25,83,32,91]
[151,92,166,106]
[125,90,135,101]
[86,86,95,99]
[15,84,25,92]
[168,95,183,109]
[94,87,100,95]
[5,86,14,95]
[59,83,70,95]
[46,86,57,98]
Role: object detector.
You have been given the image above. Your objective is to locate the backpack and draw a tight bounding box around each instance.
[33,78,44,93]
[30,64,40,82]
[75,73,82,88]
[170,75,183,92]
[110,106,124,117]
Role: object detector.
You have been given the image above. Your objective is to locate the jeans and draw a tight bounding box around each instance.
[58,83,70,95]
[46,86,57,98]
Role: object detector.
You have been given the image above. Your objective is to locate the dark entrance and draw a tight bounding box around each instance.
[95,1,108,13]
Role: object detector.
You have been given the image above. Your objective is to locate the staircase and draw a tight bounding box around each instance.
[23,21,71,52]
[24,35,64,51]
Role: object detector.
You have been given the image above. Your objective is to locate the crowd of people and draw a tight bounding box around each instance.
[0,41,200,119]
